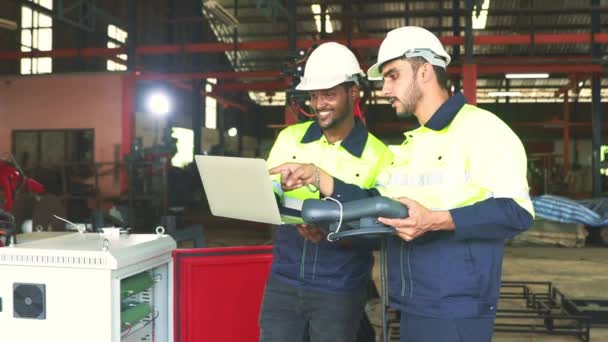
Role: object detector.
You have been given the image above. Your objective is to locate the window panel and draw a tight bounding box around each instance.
[108,24,116,38]
[37,57,52,73]
[21,3,53,75]
[21,29,32,48]
[106,25,128,71]
[205,97,217,129]
[38,28,52,51]
[39,13,52,28]
[38,0,53,10]
[32,29,39,48]
[21,7,32,28]
[31,58,38,73]
[20,59,31,74]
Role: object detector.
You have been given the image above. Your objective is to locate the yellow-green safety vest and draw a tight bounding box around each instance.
[267,121,393,202]
[376,104,534,216]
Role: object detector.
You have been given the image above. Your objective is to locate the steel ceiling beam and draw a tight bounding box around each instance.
[232,7,608,23]
[214,23,608,39]
[148,63,600,92]
[3,32,608,60]
[137,70,282,81]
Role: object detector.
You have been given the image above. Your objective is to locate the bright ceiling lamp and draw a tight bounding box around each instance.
[488,91,522,97]
[472,0,490,30]
[146,92,171,116]
[311,4,333,34]
[505,73,550,79]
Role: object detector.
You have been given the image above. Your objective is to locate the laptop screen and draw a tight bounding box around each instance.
[195,155,303,225]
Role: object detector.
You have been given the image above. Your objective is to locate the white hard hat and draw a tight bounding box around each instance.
[367,26,451,81]
[295,42,365,91]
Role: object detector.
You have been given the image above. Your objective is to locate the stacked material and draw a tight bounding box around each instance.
[510,218,587,248]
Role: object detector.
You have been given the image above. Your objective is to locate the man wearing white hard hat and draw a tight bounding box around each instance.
[260,42,393,342]
[365,27,533,341]
[277,27,534,341]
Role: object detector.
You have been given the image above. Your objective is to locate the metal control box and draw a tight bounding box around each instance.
[0,231,176,342]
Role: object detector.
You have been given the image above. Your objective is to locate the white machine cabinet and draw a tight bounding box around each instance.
[0,231,176,342]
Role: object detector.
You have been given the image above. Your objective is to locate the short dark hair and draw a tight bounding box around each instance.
[407,57,449,91]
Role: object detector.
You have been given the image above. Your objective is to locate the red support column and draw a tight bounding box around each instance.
[462,64,477,105]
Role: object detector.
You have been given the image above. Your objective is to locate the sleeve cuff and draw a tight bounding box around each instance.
[449,198,533,240]
[330,178,378,201]
[449,205,482,240]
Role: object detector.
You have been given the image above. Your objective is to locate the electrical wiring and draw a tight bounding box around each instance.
[324,197,343,242]
[121,324,132,338]
[121,308,159,339]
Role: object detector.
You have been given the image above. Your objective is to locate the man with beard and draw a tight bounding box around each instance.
[273,27,534,342]
[260,42,393,342]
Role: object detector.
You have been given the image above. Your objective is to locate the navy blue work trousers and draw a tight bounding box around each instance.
[399,312,494,342]
[259,276,367,342]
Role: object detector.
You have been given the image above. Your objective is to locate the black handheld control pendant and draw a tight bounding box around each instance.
[301,196,409,241]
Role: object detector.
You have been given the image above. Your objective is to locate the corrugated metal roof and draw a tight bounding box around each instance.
[203,0,608,104]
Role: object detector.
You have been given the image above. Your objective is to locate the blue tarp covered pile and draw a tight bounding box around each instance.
[532,195,608,227]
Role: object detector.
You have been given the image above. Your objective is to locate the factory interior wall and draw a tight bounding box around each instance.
[0,72,124,196]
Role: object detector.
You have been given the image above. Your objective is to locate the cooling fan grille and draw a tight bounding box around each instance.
[13,283,46,320]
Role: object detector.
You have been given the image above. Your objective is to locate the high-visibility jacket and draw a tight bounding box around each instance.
[330,93,534,317]
[376,94,534,318]
[266,118,393,293]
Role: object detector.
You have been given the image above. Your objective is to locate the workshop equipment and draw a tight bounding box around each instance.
[0,228,176,342]
[301,196,408,241]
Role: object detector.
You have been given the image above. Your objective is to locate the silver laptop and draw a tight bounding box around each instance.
[194,155,303,225]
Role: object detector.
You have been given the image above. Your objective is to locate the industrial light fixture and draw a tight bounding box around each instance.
[146,92,171,116]
[227,127,238,137]
[0,18,17,30]
[488,91,522,97]
[472,0,490,30]
[505,73,550,79]
[203,0,239,28]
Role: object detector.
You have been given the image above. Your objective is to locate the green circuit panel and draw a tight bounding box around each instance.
[121,302,152,331]
[121,272,154,300]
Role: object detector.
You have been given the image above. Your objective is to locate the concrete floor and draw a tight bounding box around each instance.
[198,221,608,341]
[367,246,608,341]
[497,247,608,342]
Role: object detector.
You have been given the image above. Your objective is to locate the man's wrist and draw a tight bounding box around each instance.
[313,165,320,189]
[318,169,334,197]
[433,211,455,231]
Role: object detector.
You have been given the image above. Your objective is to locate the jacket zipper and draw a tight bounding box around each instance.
[400,242,406,296]
[300,239,308,278]
[407,244,414,298]
[312,244,319,280]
